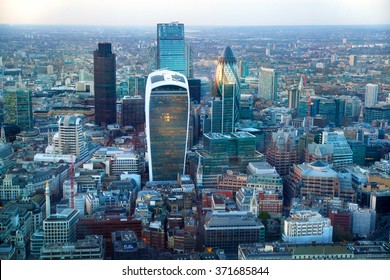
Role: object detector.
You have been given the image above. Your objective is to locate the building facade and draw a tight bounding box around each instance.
[211,46,241,133]
[258,68,277,101]
[94,42,116,127]
[145,70,189,181]
[157,22,187,76]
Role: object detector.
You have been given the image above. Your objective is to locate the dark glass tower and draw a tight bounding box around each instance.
[94,42,116,127]
[157,22,187,76]
[145,70,189,181]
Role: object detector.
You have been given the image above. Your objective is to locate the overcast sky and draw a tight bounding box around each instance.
[1,0,389,26]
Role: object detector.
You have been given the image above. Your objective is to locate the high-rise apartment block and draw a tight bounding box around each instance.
[94,42,116,127]
[365,83,379,108]
[145,70,189,181]
[258,68,277,101]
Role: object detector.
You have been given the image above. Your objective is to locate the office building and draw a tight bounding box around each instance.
[351,208,376,237]
[285,161,356,208]
[145,70,189,181]
[282,210,333,244]
[258,68,277,101]
[49,115,88,160]
[194,132,264,188]
[112,230,149,260]
[211,46,240,133]
[157,22,187,76]
[121,95,145,132]
[204,211,265,254]
[43,209,79,245]
[364,104,390,123]
[365,83,379,107]
[348,140,366,166]
[94,42,116,127]
[321,131,353,170]
[349,55,357,67]
[3,87,33,131]
[40,235,104,260]
[128,75,146,97]
[288,86,300,109]
[266,130,298,176]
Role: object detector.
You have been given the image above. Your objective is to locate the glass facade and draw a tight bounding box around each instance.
[94,42,116,127]
[146,70,189,181]
[3,88,33,131]
[212,47,240,133]
[157,23,186,76]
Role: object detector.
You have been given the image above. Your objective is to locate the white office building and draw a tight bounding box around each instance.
[283,210,333,244]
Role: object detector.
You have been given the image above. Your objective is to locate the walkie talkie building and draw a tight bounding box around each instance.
[145,70,190,181]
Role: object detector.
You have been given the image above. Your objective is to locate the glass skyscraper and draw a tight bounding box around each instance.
[145,70,190,181]
[94,42,116,127]
[211,46,240,133]
[3,87,33,131]
[157,22,187,76]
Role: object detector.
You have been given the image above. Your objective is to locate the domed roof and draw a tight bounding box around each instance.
[218,46,236,64]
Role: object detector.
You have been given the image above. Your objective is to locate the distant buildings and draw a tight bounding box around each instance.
[94,42,116,127]
[145,70,189,181]
[258,68,277,101]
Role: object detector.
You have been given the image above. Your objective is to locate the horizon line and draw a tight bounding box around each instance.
[1,23,390,28]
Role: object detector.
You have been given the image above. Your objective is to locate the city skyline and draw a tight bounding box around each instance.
[1,0,389,26]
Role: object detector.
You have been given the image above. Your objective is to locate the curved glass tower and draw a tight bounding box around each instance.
[211,46,240,134]
[145,70,190,181]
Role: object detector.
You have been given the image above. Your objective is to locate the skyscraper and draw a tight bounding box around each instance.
[51,115,88,160]
[94,42,116,127]
[3,87,33,131]
[145,70,189,181]
[157,22,187,76]
[258,67,277,101]
[121,95,145,132]
[211,46,240,133]
[365,83,379,108]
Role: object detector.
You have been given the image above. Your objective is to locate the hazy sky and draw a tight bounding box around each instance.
[1,0,389,26]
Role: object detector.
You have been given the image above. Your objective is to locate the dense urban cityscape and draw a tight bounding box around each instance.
[0,22,389,261]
